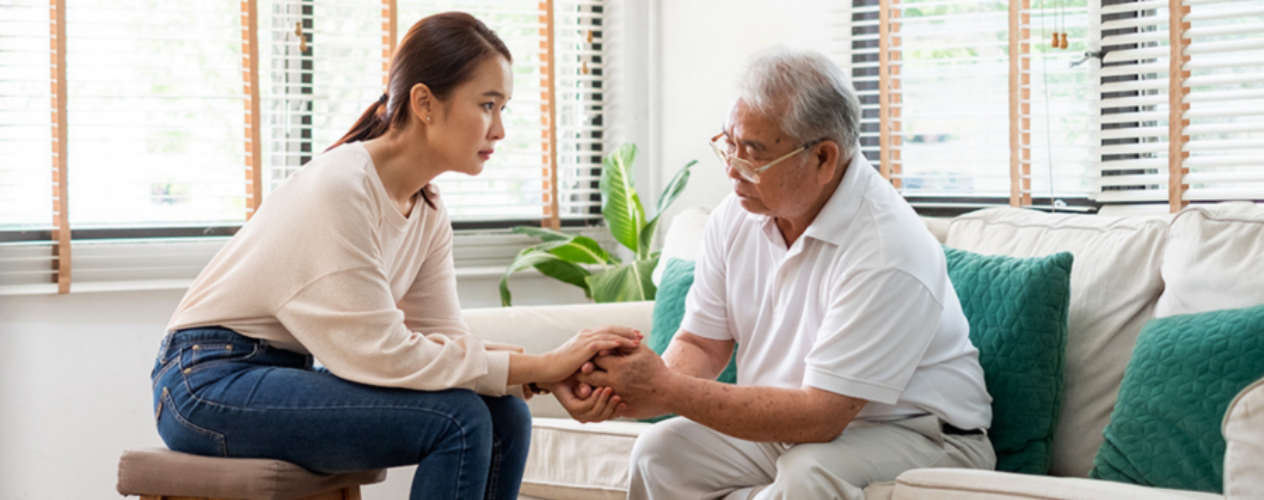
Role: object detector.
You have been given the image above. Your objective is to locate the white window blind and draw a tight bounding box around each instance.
[1180,0,1264,202]
[1093,0,1264,210]
[841,0,1014,206]
[1093,0,1179,205]
[1025,0,1096,202]
[398,0,604,224]
[66,0,248,227]
[0,0,611,295]
[259,0,386,194]
[0,1,54,231]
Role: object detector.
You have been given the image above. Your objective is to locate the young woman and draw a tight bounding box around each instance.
[151,12,630,500]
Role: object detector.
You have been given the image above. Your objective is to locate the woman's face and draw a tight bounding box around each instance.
[427,55,513,176]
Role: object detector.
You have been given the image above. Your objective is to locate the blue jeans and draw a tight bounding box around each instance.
[151,327,531,500]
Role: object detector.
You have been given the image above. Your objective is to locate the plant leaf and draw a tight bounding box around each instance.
[585,257,659,303]
[499,248,591,306]
[655,159,697,216]
[600,143,647,255]
[511,225,573,242]
[638,160,696,256]
[538,235,612,266]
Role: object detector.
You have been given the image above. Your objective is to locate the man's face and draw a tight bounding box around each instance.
[722,100,820,219]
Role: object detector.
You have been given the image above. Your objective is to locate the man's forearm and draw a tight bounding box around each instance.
[659,372,864,443]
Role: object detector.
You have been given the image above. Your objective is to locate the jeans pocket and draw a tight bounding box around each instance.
[189,339,260,368]
[155,386,228,457]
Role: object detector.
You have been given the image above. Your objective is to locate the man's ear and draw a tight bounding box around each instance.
[814,140,841,185]
[409,83,435,124]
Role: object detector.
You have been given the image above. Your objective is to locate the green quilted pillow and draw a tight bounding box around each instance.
[944,247,1072,475]
[641,258,737,423]
[1090,304,1264,493]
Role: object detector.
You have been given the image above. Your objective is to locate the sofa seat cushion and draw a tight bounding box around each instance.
[890,469,1222,500]
[521,418,652,500]
[945,207,1169,477]
[1156,202,1264,318]
[1090,304,1264,493]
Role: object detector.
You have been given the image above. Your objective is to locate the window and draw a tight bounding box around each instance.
[1093,0,1264,213]
[838,0,1096,215]
[0,0,609,295]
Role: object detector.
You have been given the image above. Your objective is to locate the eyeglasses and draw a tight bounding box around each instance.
[708,132,824,184]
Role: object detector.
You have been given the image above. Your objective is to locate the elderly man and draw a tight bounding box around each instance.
[576,48,996,499]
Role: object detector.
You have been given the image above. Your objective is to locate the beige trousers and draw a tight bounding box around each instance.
[626,415,996,500]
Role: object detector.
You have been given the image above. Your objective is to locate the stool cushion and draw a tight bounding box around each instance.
[117,448,386,500]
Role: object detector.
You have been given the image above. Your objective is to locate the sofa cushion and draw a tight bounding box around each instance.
[1155,202,1264,318]
[652,207,711,286]
[1224,376,1264,500]
[1091,304,1264,493]
[945,247,1072,475]
[946,207,1169,477]
[890,469,1222,500]
[520,418,651,500]
[642,258,738,423]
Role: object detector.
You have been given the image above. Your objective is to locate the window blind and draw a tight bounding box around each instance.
[1024,0,1096,203]
[65,0,248,227]
[259,0,386,196]
[1092,0,1179,207]
[1180,0,1264,202]
[0,1,54,231]
[397,0,604,225]
[842,0,1017,210]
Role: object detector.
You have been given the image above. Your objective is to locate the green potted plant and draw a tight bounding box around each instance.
[499,144,696,306]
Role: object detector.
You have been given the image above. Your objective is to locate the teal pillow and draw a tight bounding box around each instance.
[1090,304,1264,493]
[944,247,1072,475]
[641,258,736,423]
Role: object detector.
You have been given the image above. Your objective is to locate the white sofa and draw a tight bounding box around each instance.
[463,201,1264,500]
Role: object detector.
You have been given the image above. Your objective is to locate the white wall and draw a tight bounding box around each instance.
[0,273,583,500]
[648,0,839,224]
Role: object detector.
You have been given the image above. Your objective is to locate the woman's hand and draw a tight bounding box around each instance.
[545,325,643,382]
[507,325,641,386]
[544,376,626,423]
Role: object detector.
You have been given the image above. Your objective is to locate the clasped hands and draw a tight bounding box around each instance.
[537,325,672,423]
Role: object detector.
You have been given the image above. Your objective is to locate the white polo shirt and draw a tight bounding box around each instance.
[680,149,992,430]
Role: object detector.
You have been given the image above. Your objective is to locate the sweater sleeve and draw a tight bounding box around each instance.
[396,205,525,398]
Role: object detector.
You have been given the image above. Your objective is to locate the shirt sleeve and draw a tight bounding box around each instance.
[273,185,514,398]
[680,201,733,341]
[803,268,944,405]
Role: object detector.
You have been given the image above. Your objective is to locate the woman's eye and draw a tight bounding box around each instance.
[482,102,495,111]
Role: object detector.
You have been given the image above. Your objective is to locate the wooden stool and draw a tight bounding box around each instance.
[117,448,387,500]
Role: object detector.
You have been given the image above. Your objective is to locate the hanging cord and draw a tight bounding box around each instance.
[1039,0,1059,212]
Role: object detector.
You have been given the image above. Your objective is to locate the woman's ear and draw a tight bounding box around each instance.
[409,83,435,125]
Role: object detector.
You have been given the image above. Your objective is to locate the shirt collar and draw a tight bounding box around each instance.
[800,145,870,247]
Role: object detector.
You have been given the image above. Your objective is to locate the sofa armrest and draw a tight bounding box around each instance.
[889,470,1221,500]
[1224,377,1264,500]
[461,301,656,418]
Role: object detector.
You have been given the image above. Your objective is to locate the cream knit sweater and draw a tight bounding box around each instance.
[168,143,524,398]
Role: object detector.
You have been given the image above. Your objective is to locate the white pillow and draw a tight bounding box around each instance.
[946,207,1170,477]
[651,207,711,286]
[1155,202,1264,318]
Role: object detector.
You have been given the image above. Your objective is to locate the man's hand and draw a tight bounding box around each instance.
[576,344,674,419]
[543,375,626,423]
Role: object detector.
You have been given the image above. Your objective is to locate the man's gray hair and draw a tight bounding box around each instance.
[735,47,861,151]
